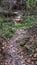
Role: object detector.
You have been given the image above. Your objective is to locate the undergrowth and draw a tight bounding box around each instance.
[0,15,37,38]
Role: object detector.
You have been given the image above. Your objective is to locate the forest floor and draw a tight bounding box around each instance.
[0,25,37,65]
[0,2,37,65]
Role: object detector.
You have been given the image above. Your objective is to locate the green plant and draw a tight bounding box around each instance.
[0,17,3,25]
[5,31,12,37]
[15,23,23,28]
[20,36,29,46]
[2,23,9,30]
[23,0,37,11]
[0,29,3,36]
[23,16,37,27]
[25,45,36,52]
[11,28,15,33]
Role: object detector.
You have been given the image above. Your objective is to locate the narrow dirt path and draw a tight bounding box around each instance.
[4,28,28,65]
